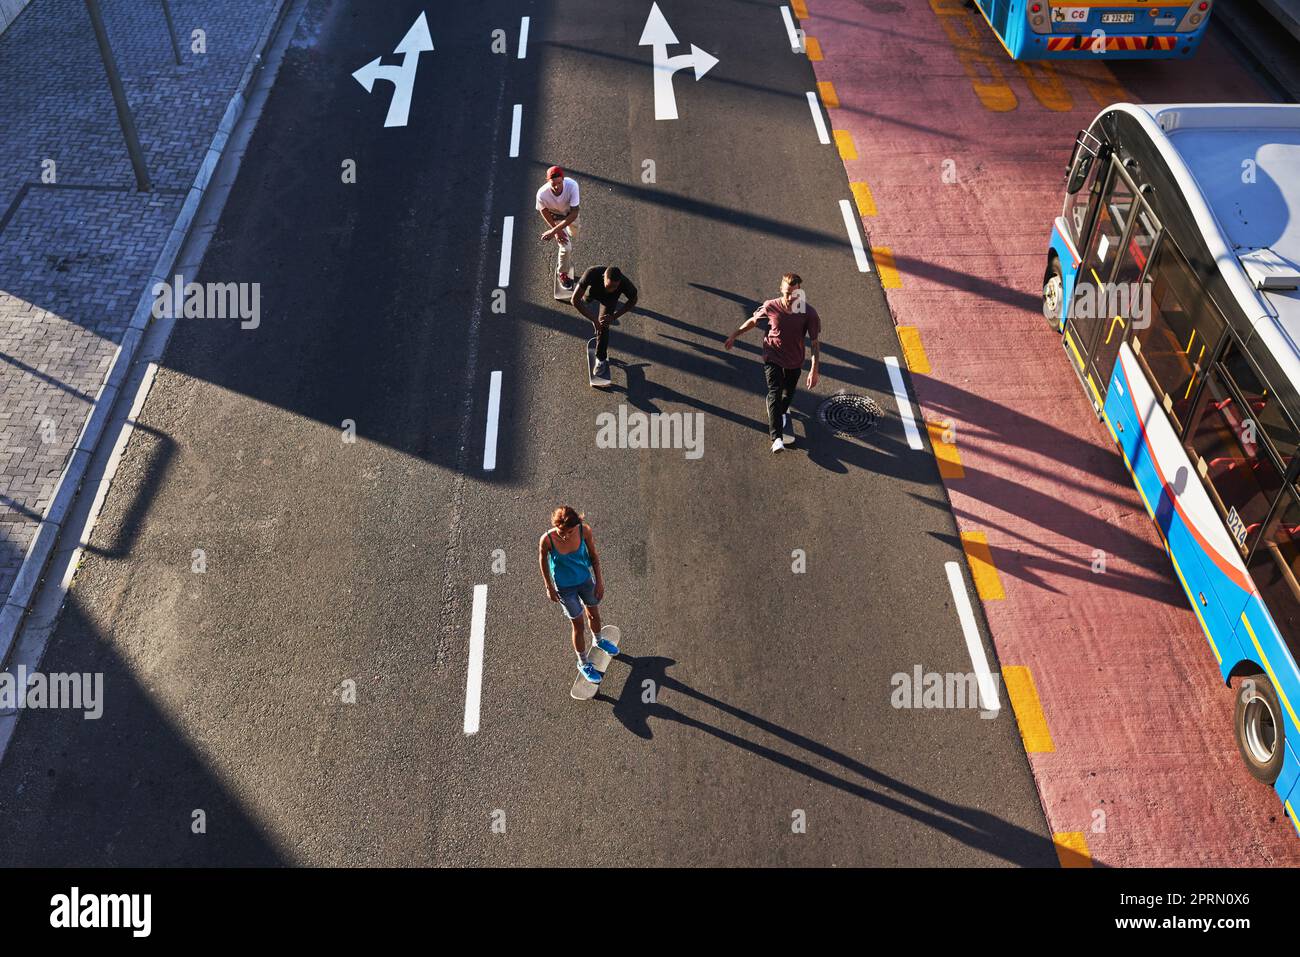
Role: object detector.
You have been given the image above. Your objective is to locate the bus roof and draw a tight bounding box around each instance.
[1113,103,1300,391]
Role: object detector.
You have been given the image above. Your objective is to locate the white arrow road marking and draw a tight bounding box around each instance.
[351,11,433,128]
[483,371,502,471]
[945,562,1001,713]
[885,356,924,450]
[464,584,489,734]
[639,2,719,121]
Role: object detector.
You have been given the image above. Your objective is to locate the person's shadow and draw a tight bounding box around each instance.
[589,652,1069,867]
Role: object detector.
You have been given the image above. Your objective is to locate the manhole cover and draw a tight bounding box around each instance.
[817,393,883,436]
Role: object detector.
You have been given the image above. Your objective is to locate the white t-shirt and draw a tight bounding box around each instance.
[536,177,580,215]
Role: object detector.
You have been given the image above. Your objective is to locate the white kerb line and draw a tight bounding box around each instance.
[483,371,502,471]
[944,562,1000,713]
[464,584,489,734]
[780,6,802,51]
[806,91,830,144]
[498,215,514,288]
[517,17,530,59]
[884,356,924,450]
[509,104,522,157]
[838,198,870,273]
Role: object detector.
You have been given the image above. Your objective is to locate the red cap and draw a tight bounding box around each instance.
[546,165,565,180]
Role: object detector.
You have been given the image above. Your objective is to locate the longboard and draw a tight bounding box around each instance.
[588,336,611,387]
[783,411,795,446]
[570,625,621,700]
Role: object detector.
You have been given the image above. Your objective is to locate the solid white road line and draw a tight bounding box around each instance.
[884,356,924,450]
[483,371,502,471]
[517,17,530,59]
[806,90,830,144]
[780,6,801,51]
[509,104,522,157]
[464,584,489,734]
[839,198,870,273]
[944,562,1001,713]
[498,215,514,288]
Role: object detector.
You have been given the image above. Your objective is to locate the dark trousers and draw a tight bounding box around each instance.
[764,362,800,439]
[576,299,610,361]
[593,318,610,362]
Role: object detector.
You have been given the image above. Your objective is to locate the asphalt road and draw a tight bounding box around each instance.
[0,0,1056,866]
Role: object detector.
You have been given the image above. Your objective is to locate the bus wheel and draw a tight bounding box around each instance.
[1042,260,1064,328]
[1234,673,1285,784]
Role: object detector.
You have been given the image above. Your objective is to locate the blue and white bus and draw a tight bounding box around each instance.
[972,0,1212,59]
[1044,103,1300,836]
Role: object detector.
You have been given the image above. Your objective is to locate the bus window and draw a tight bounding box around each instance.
[1221,343,1299,475]
[1248,490,1300,668]
[1129,240,1226,431]
[1184,363,1285,556]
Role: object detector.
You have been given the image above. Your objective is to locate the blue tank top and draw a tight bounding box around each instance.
[547,529,592,588]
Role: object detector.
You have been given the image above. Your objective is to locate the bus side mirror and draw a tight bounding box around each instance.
[1065,130,1099,195]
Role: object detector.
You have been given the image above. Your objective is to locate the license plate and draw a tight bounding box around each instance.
[1101,12,1136,23]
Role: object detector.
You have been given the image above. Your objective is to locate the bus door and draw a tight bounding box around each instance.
[1063,158,1159,412]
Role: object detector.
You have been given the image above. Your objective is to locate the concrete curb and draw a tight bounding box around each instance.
[0,0,291,668]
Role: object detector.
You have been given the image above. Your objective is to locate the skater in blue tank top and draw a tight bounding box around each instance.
[539,505,615,684]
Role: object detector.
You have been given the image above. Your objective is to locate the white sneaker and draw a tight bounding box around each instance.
[771,438,784,453]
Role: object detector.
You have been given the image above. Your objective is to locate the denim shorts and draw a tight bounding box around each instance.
[556,577,599,620]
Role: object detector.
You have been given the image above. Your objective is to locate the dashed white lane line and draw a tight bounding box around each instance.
[838,198,870,273]
[483,371,502,471]
[498,215,514,288]
[780,6,801,51]
[464,584,489,734]
[509,104,522,157]
[944,561,1001,713]
[806,90,830,144]
[517,16,530,59]
[884,355,924,450]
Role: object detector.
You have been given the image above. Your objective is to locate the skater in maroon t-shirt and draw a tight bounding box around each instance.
[724,273,822,453]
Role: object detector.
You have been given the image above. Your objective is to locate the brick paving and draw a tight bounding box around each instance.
[0,0,278,597]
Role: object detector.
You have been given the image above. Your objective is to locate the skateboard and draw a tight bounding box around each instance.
[570,625,621,700]
[783,411,795,446]
[588,336,611,387]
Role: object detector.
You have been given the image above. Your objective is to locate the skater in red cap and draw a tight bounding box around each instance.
[537,165,581,291]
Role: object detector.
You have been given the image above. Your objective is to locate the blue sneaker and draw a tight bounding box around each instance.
[578,661,603,684]
[594,635,619,656]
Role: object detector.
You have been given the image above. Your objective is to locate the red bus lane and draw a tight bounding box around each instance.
[799,1,1300,864]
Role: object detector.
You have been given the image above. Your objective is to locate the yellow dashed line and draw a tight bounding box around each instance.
[1053,832,1093,868]
[960,531,1005,600]
[817,80,839,109]
[850,181,877,217]
[833,129,857,160]
[896,326,928,374]
[792,0,809,19]
[927,421,964,479]
[872,246,901,288]
[804,36,823,60]
[1001,665,1055,753]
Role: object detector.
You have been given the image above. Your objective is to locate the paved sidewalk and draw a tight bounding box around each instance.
[0,0,278,599]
